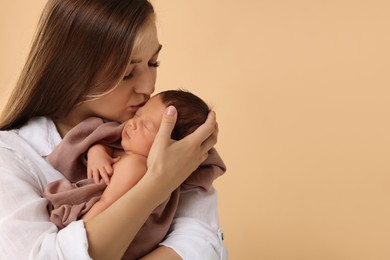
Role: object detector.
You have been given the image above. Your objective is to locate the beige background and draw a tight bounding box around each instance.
[1,1,390,259]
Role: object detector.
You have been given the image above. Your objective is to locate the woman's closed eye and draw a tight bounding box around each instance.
[123,71,134,81]
[123,61,159,81]
[148,61,160,68]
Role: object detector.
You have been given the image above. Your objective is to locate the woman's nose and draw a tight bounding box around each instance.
[135,67,155,95]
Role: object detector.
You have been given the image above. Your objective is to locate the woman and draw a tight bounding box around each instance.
[0,0,226,259]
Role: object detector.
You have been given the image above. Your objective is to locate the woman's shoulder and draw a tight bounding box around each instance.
[0,128,26,152]
[0,117,64,186]
[0,116,61,156]
[0,135,44,191]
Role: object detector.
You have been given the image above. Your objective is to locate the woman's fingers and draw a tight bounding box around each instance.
[154,106,177,145]
[146,106,177,171]
[186,111,217,145]
[201,122,218,152]
[145,108,218,191]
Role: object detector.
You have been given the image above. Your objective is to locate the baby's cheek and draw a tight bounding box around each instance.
[146,139,154,154]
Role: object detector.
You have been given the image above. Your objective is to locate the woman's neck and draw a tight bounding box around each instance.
[53,107,88,137]
[53,118,76,138]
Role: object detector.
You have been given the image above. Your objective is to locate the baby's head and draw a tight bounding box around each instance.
[121,89,210,156]
[158,90,211,140]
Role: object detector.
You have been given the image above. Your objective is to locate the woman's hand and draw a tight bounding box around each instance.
[145,106,218,195]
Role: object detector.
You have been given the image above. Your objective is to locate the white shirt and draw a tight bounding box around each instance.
[0,117,227,260]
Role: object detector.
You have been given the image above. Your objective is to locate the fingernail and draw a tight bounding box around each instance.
[166,106,176,116]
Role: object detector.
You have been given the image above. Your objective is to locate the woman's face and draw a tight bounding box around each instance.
[72,19,161,124]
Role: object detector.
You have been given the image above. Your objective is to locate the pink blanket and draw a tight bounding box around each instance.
[44,117,226,259]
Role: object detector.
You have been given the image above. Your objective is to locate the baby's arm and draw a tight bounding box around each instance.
[87,144,120,184]
[82,155,147,222]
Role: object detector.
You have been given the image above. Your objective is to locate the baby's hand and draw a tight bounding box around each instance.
[87,156,120,185]
[87,144,120,185]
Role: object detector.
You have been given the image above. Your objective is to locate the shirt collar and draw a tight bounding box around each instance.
[18,117,62,157]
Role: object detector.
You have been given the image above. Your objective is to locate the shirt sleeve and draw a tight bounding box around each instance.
[0,148,91,260]
[159,187,228,260]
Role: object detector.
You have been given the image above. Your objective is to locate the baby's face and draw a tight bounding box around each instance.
[121,95,166,156]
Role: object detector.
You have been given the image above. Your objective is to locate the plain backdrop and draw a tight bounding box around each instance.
[1,1,390,259]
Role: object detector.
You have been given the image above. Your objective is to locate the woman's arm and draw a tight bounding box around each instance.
[85,107,217,260]
[140,246,182,260]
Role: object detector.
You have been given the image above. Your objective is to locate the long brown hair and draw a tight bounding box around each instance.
[0,0,154,130]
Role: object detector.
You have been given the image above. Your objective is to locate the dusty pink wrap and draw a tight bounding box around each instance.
[44,117,226,259]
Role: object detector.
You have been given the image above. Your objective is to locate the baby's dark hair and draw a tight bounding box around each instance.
[158,90,211,140]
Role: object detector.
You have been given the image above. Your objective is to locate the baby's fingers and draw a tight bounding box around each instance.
[92,170,100,184]
[87,168,99,183]
[100,167,111,185]
[104,165,114,176]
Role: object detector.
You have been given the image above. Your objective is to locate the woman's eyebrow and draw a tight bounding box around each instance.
[130,44,163,64]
